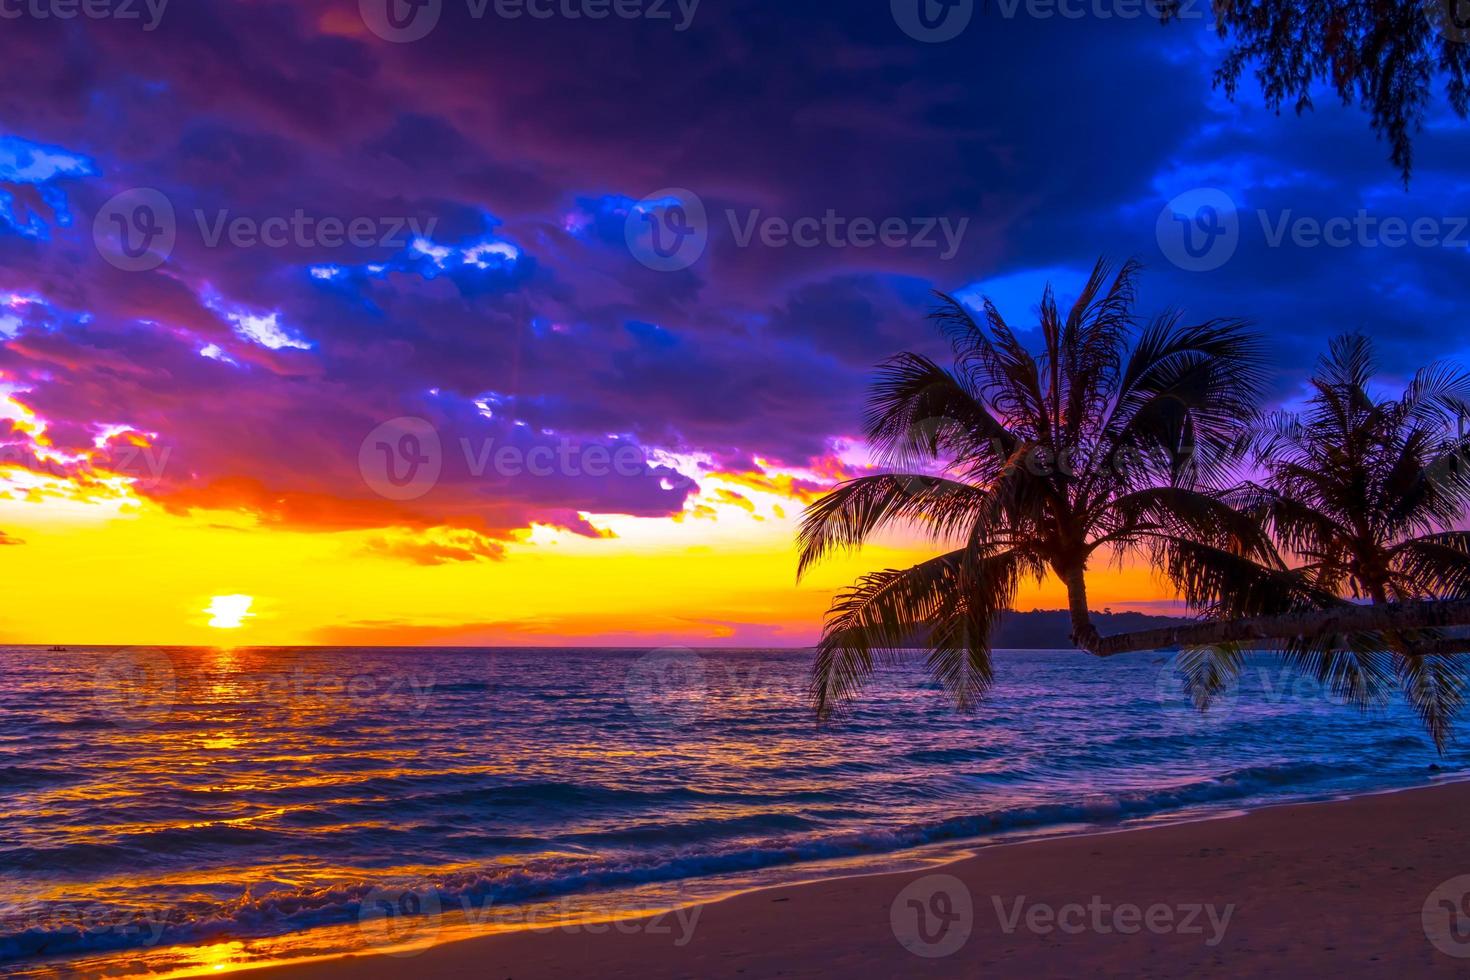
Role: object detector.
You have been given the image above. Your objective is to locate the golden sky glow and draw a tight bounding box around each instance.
[0,449,1174,646]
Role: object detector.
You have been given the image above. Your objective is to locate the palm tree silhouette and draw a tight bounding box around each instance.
[797,258,1299,717]
[1236,334,1470,746]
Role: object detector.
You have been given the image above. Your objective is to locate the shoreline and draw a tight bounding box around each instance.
[16,644,1464,980]
[196,778,1470,978]
[20,774,1466,978]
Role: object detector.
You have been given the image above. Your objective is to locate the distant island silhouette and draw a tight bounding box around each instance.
[990,610,1188,650]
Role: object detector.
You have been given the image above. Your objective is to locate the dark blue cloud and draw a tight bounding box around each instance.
[0,1,1466,548]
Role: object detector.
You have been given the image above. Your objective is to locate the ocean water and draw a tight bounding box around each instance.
[1,645,1465,977]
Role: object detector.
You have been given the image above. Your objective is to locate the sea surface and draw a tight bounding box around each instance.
[1,645,1465,977]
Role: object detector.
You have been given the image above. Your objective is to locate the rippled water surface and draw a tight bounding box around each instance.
[2,646,1465,976]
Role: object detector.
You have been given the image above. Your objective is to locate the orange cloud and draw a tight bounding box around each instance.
[363,528,508,565]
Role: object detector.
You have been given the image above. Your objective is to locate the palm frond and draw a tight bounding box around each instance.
[1320,333,1376,396]
[929,293,1051,440]
[811,547,1035,718]
[1397,653,1468,753]
[1098,314,1265,490]
[1150,536,1332,620]
[796,474,999,579]
[1227,484,1352,592]
[1175,642,1246,711]
[1097,486,1283,567]
[1275,630,1398,712]
[1392,532,1470,600]
[1401,359,1470,429]
[1058,258,1137,447]
[862,351,1015,472]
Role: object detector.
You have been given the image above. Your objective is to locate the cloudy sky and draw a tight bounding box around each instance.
[1,1,1467,645]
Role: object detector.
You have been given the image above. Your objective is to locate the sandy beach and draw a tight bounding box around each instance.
[244,779,1470,979]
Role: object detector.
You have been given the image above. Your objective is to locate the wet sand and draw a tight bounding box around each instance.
[252,779,1470,978]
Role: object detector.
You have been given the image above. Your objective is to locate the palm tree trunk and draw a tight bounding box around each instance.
[1077,598,1470,657]
[1060,565,1101,650]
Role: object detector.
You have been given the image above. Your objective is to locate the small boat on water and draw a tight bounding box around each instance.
[47,645,67,652]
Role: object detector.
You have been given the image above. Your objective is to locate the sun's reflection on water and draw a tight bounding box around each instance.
[5,646,1466,979]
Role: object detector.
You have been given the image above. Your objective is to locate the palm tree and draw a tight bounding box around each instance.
[1251,335,1470,605]
[1232,335,1470,746]
[797,258,1303,717]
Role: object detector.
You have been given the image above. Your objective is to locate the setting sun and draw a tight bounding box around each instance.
[205,594,255,630]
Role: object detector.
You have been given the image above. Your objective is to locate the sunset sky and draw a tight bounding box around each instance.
[2,3,1468,646]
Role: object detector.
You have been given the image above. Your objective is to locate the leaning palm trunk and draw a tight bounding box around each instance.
[802,278,1470,751]
[1078,598,1470,658]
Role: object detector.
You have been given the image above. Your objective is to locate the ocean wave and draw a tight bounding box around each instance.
[177,773,775,813]
[0,759,1360,964]
[562,811,817,847]
[0,765,79,792]
[4,646,1461,972]
[28,717,111,732]
[427,681,496,693]
[902,745,1007,765]
[0,840,135,873]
